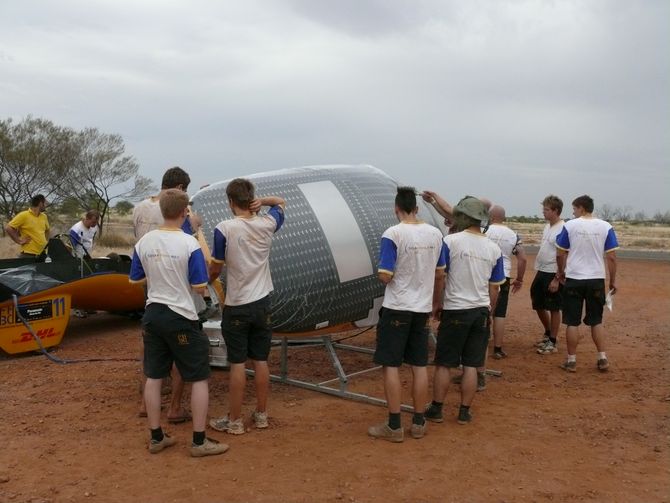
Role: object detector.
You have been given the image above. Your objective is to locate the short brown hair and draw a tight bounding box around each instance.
[572,195,594,213]
[542,195,563,215]
[159,189,189,219]
[226,178,255,210]
[85,209,100,220]
[161,167,191,190]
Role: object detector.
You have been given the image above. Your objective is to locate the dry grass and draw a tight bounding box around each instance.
[511,221,670,250]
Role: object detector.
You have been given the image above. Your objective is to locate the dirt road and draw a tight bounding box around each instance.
[1,257,669,503]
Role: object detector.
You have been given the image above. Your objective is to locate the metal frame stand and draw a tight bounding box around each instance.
[242,329,501,412]
[245,334,415,412]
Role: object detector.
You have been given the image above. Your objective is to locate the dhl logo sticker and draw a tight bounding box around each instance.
[11,327,60,344]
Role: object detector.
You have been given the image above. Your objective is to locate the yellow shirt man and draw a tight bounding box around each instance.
[5,196,50,256]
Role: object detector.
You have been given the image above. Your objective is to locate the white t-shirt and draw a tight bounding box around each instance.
[68,221,98,258]
[378,222,447,313]
[485,224,522,277]
[129,228,209,320]
[556,217,619,280]
[132,198,163,240]
[212,207,284,306]
[535,220,564,273]
[442,230,506,310]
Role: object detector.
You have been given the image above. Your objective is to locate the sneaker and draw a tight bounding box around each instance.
[252,410,269,429]
[536,336,550,348]
[148,433,177,454]
[410,422,426,439]
[190,437,230,457]
[457,408,472,425]
[597,358,610,372]
[492,349,508,359]
[424,404,444,423]
[208,415,246,435]
[559,360,577,373]
[367,422,404,443]
[477,371,486,392]
[537,341,558,355]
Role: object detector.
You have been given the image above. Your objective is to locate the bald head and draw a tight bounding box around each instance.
[479,197,493,211]
[489,205,506,223]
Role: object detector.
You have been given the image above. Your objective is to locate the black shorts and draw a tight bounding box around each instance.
[373,308,430,367]
[434,307,490,368]
[221,296,272,364]
[142,303,211,382]
[530,271,563,311]
[493,278,511,318]
[562,278,606,327]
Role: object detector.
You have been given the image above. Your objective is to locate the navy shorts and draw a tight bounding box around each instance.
[562,278,606,327]
[530,271,563,311]
[142,303,211,382]
[373,308,430,367]
[434,307,490,368]
[221,295,272,364]
[493,278,511,318]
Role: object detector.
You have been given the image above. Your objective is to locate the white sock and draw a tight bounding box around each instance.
[598,352,607,360]
[567,354,576,363]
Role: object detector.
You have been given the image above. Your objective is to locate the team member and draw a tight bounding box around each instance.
[485,205,527,359]
[133,167,196,423]
[426,196,505,425]
[368,187,447,443]
[208,178,285,435]
[556,195,618,373]
[130,189,228,457]
[5,194,50,259]
[68,210,100,258]
[532,196,565,354]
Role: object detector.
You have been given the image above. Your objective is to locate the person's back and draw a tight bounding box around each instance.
[133,229,207,319]
[559,217,616,280]
[133,197,163,240]
[369,186,446,442]
[485,224,519,277]
[380,221,445,313]
[555,195,619,374]
[443,230,503,310]
[214,211,282,306]
[208,178,285,436]
[130,189,227,458]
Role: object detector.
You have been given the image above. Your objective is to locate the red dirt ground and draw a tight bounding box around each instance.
[1,256,669,503]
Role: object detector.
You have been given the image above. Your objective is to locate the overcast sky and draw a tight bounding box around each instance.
[1,0,668,216]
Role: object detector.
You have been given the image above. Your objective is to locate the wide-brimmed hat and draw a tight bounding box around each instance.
[453,196,488,221]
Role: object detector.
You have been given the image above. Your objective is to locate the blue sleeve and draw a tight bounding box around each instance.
[378,237,397,274]
[436,242,447,268]
[188,248,209,286]
[212,227,227,261]
[181,217,194,235]
[69,229,81,247]
[129,249,146,282]
[555,227,570,250]
[444,241,451,273]
[268,206,284,232]
[490,256,505,283]
[604,228,619,251]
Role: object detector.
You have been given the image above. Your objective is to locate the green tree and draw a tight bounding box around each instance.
[0,116,75,221]
[52,128,155,236]
[114,200,134,216]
